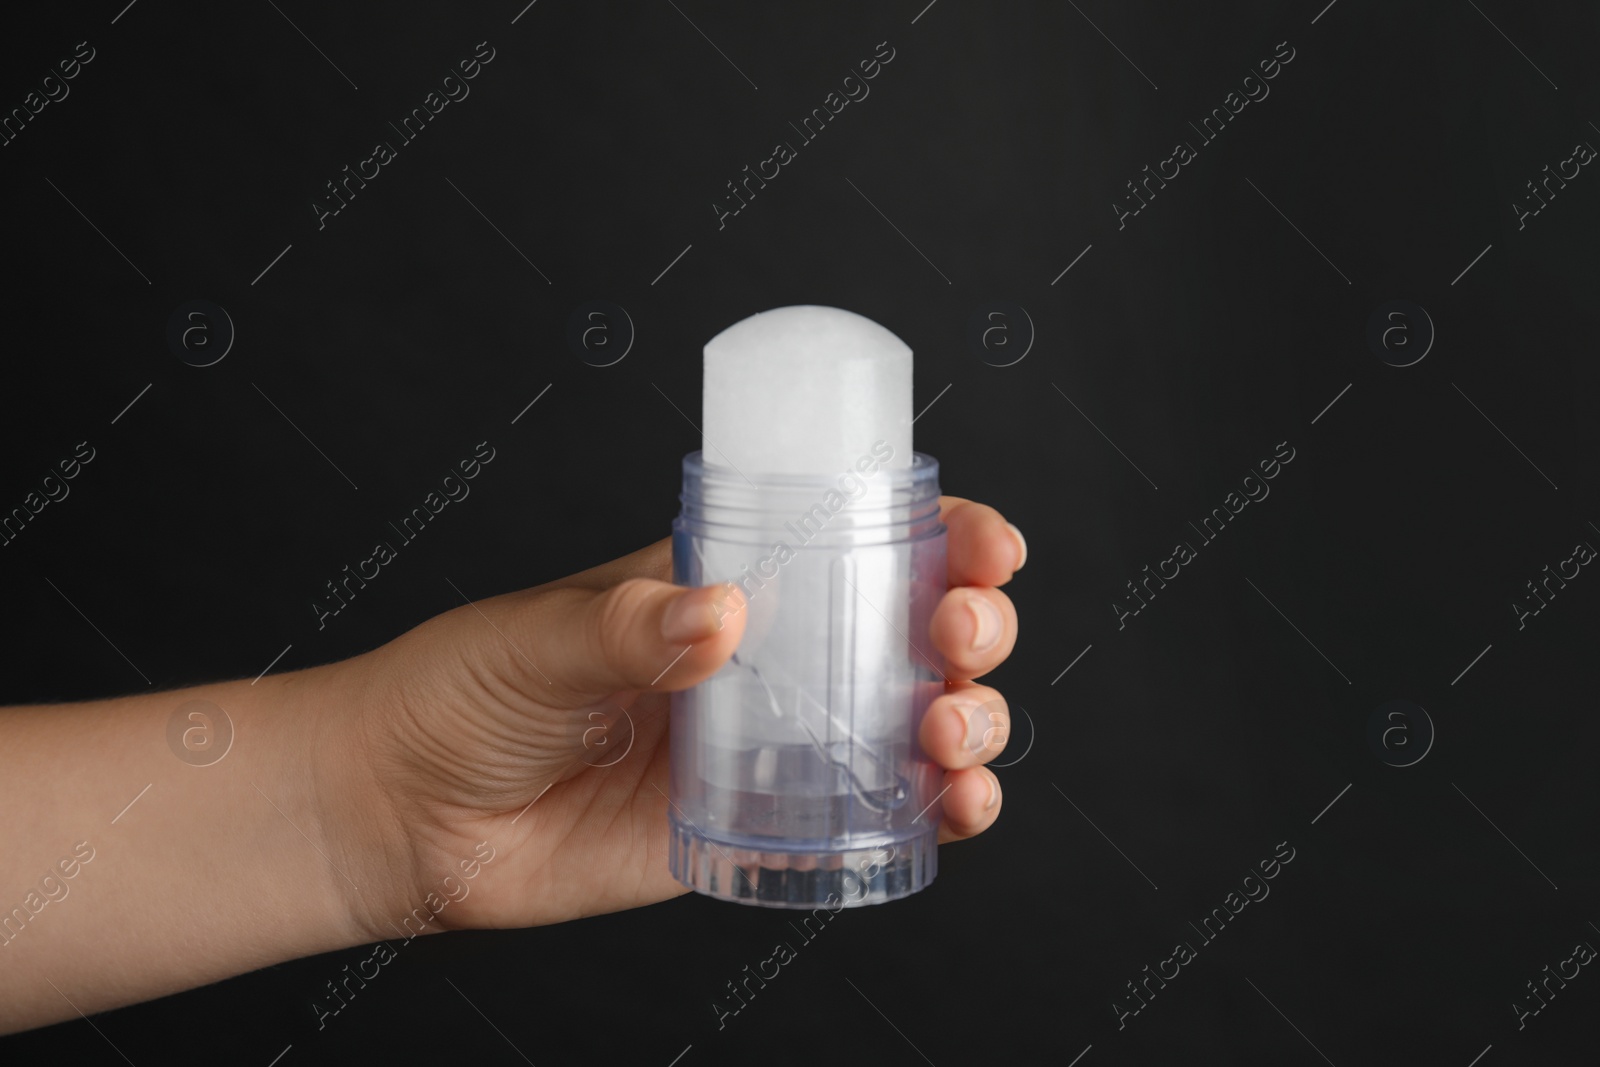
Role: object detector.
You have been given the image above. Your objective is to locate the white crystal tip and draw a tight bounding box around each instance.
[702,305,913,476]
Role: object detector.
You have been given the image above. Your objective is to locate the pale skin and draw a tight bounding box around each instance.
[0,496,1024,1035]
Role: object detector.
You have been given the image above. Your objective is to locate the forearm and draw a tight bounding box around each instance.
[0,656,408,1034]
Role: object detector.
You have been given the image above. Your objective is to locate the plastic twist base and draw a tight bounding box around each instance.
[668,819,937,909]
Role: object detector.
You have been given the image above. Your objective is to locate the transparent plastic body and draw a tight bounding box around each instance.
[668,451,947,908]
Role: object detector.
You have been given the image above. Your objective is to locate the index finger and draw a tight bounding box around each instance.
[939,495,1026,588]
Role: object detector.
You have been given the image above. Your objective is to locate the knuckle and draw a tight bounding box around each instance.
[593,578,658,673]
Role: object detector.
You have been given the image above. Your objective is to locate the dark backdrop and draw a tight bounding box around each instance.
[4,1,1597,1064]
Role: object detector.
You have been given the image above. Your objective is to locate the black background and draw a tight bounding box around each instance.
[4,1,1598,1064]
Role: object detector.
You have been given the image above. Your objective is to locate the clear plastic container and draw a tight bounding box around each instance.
[668,449,947,908]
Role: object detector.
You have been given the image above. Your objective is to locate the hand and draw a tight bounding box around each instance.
[330,496,1025,940]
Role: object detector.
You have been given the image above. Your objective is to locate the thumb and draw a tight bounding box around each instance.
[524,577,747,707]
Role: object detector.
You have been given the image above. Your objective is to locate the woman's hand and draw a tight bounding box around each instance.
[0,496,1022,1033]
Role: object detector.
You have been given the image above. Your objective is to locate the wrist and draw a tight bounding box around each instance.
[290,650,424,948]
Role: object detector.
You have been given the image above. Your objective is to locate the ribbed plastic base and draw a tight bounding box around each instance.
[668,819,937,909]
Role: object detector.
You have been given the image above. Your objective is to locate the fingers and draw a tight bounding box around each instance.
[926,498,1018,843]
[922,684,1008,843]
[928,585,1017,681]
[918,683,1009,770]
[935,766,1002,843]
[939,496,1026,589]
[490,577,747,707]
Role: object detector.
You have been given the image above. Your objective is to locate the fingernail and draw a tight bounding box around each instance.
[967,595,1003,653]
[661,586,727,643]
[962,700,1004,755]
[954,701,984,754]
[1006,522,1027,571]
[984,769,1001,810]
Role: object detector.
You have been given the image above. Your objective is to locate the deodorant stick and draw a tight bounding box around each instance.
[668,305,948,908]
